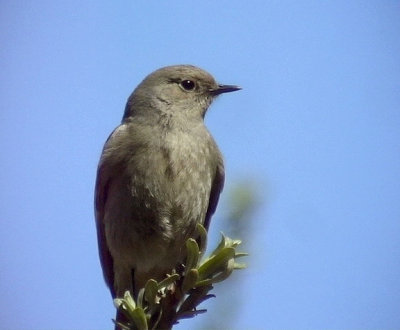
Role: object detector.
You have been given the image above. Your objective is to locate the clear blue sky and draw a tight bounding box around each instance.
[1,1,399,329]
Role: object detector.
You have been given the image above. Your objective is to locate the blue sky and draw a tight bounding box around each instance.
[1,1,400,329]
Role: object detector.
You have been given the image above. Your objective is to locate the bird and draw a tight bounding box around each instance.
[94,65,240,325]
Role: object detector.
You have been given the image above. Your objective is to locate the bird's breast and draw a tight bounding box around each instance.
[123,128,216,237]
[103,123,221,273]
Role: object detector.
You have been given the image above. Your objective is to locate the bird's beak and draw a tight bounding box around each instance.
[210,84,242,95]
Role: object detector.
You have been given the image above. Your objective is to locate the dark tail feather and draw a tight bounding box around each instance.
[114,309,129,330]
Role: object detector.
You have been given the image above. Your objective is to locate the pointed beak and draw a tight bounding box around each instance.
[209,84,242,96]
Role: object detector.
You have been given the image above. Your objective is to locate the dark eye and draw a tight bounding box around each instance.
[180,80,196,91]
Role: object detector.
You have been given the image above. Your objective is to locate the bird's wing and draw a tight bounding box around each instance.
[203,161,225,231]
[94,129,121,298]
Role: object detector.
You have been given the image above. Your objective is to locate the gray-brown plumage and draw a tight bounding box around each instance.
[94,65,240,320]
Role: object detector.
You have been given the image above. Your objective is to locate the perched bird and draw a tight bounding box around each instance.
[94,65,240,323]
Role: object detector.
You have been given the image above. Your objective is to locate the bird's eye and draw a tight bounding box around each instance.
[180,80,196,91]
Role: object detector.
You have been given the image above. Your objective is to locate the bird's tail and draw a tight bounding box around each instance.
[114,309,129,330]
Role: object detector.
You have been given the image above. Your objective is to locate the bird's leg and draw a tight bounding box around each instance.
[130,268,136,297]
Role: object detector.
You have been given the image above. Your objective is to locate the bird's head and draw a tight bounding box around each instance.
[123,65,241,122]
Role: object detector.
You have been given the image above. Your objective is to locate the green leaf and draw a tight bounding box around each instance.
[137,288,145,309]
[114,292,149,330]
[124,290,136,309]
[144,279,158,307]
[196,223,208,255]
[195,259,234,286]
[129,307,148,330]
[234,262,247,269]
[198,247,235,280]
[185,238,200,271]
[182,268,199,293]
[157,273,180,290]
[212,233,228,254]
